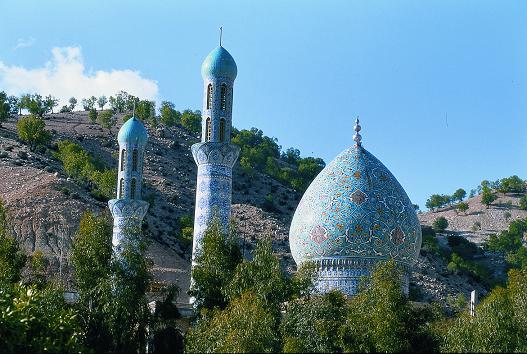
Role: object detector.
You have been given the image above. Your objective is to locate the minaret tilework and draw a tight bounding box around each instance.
[108,117,149,255]
[191,45,240,270]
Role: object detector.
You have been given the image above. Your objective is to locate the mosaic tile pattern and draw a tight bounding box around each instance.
[191,140,240,265]
[289,145,421,295]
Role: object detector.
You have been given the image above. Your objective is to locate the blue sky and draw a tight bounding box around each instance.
[0,0,526,209]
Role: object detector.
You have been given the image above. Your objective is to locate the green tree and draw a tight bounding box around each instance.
[44,95,59,114]
[499,175,526,194]
[0,283,86,353]
[180,109,201,133]
[185,291,277,353]
[481,185,497,208]
[27,94,47,117]
[432,216,449,232]
[520,194,527,210]
[426,194,447,211]
[440,287,516,352]
[18,94,32,114]
[71,212,112,292]
[456,202,469,214]
[159,101,180,127]
[16,115,51,151]
[98,110,117,135]
[68,97,77,111]
[281,290,348,353]
[72,213,152,353]
[135,100,156,123]
[97,95,108,110]
[342,260,413,353]
[0,198,27,284]
[453,188,467,202]
[188,217,242,312]
[88,108,98,124]
[0,91,11,127]
[225,237,290,322]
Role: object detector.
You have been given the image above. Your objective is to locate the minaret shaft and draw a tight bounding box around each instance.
[191,45,239,293]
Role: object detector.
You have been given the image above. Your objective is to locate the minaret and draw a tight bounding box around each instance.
[108,116,149,255]
[191,41,240,271]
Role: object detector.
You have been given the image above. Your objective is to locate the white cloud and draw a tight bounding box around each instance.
[0,46,158,107]
[14,37,36,50]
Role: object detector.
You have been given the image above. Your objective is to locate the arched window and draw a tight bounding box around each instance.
[132,149,138,172]
[219,118,226,142]
[119,178,124,198]
[130,178,136,199]
[206,84,213,110]
[220,84,227,110]
[120,149,126,171]
[206,117,212,142]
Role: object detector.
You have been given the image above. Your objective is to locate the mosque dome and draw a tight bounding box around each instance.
[201,46,237,80]
[117,116,148,146]
[289,121,421,272]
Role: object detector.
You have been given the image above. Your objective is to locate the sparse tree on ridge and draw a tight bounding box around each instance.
[453,188,467,202]
[98,110,116,135]
[160,101,180,127]
[68,97,77,111]
[97,95,108,110]
[481,185,497,208]
[0,91,10,127]
[27,94,47,117]
[44,95,59,114]
[18,94,32,115]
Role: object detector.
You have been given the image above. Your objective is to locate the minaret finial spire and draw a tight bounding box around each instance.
[219,26,223,46]
[353,117,362,147]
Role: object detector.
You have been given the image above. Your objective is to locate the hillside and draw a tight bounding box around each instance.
[419,193,527,245]
[0,111,521,305]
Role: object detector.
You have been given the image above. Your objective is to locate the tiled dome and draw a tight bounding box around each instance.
[201,46,237,80]
[289,121,421,297]
[117,116,148,146]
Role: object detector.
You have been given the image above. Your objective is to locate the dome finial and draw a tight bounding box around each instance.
[353,117,362,147]
[219,26,223,47]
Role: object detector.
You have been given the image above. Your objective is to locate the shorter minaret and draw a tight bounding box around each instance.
[108,116,149,254]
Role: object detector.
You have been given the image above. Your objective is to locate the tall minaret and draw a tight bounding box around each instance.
[108,116,149,255]
[191,41,240,270]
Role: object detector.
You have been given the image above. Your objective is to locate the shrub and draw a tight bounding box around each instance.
[55,140,116,200]
[456,202,469,214]
[520,195,527,210]
[16,115,51,151]
[433,217,448,232]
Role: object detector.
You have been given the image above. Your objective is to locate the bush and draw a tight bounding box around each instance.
[55,140,116,200]
[16,115,51,151]
[433,217,448,232]
[520,195,527,210]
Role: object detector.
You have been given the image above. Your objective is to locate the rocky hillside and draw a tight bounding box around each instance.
[0,112,521,305]
[419,193,527,245]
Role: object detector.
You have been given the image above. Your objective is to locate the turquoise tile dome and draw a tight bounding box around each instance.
[117,116,148,146]
[201,46,237,80]
[289,144,422,269]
